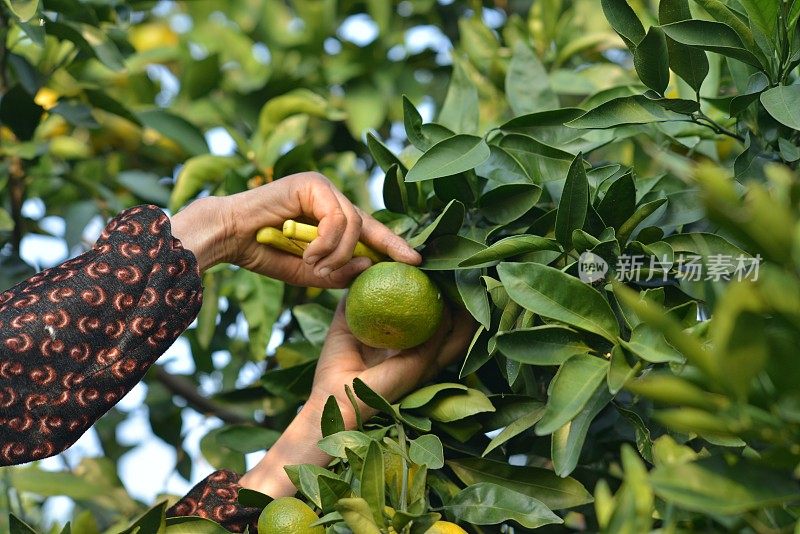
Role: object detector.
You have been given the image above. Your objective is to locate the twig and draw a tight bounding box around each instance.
[152,366,266,426]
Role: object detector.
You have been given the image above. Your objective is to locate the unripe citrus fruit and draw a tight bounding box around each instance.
[427,520,468,533]
[345,262,443,349]
[258,496,323,534]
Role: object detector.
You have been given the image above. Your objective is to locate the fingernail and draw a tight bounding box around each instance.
[317,266,332,277]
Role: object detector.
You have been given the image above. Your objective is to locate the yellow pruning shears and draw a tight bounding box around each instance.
[257,220,385,263]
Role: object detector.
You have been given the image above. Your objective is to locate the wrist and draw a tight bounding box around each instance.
[170,196,230,273]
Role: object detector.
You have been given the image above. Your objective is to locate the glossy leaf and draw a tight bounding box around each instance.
[633,27,669,95]
[405,135,490,182]
[447,457,593,509]
[420,235,486,270]
[417,388,495,422]
[536,354,610,435]
[445,483,562,529]
[455,269,491,329]
[400,383,468,410]
[497,325,591,366]
[555,154,589,249]
[498,262,620,341]
[409,435,445,469]
[659,0,709,92]
[650,456,800,514]
[601,0,646,47]
[760,85,800,130]
[482,402,545,456]
[459,235,559,267]
[660,20,763,68]
[407,199,465,248]
[506,41,558,114]
[567,95,688,129]
[360,440,385,525]
[552,386,613,477]
[321,395,346,437]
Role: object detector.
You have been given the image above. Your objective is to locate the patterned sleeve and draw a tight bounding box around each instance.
[166,470,261,532]
[0,204,203,464]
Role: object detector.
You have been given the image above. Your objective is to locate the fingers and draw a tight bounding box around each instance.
[358,209,422,265]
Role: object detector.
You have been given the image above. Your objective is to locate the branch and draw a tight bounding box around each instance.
[152,366,269,427]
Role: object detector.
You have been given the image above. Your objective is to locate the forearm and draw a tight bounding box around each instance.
[238,400,331,498]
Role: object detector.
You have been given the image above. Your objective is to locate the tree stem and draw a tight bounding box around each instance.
[152,366,270,427]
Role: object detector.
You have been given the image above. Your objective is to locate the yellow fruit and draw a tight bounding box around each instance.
[345,262,443,350]
[34,87,59,110]
[258,497,323,534]
[426,521,468,533]
[129,22,178,52]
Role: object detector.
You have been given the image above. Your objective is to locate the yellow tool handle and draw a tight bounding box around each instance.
[282,220,385,263]
[256,227,308,257]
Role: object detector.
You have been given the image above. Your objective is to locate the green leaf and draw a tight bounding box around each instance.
[337,498,382,534]
[10,514,38,534]
[318,431,373,458]
[480,183,542,225]
[445,483,562,529]
[459,235,559,267]
[536,354,610,435]
[115,501,167,534]
[417,388,495,422]
[497,325,591,366]
[660,20,763,68]
[215,425,281,454]
[321,395,346,437]
[617,198,667,244]
[353,378,398,420]
[409,434,445,469]
[596,173,636,231]
[634,27,670,95]
[367,132,407,174]
[344,83,386,138]
[293,303,334,346]
[139,109,208,156]
[692,0,758,52]
[555,154,589,249]
[738,0,780,38]
[200,427,245,472]
[659,0,709,92]
[482,402,545,456]
[166,517,229,533]
[405,135,490,182]
[438,60,479,134]
[506,41,558,115]
[407,199,465,248]
[382,164,409,214]
[552,386,613,477]
[760,85,800,130]
[601,0,646,47]
[420,235,486,270]
[400,383,468,410]
[567,95,688,129]
[650,456,800,514]
[447,457,593,509]
[498,262,620,341]
[360,440,385,526]
[607,344,636,394]
[47,22,124,71]
[0,85,43,141]
[234,271,284,360]
[455,269,491,329]
[4,0,38,22]
[620,323,684,363]
[403,95,453,152]
[238,488,272,508]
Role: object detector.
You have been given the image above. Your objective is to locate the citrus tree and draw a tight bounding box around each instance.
[2,0,800,533]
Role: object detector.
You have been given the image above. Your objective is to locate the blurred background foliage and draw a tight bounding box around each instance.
[1,0,799,532]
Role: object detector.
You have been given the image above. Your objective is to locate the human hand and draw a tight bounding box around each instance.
[170,172,421,286]
[238,300,475,497]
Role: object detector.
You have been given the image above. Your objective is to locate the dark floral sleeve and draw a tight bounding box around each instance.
[0,204,202,462]
[166,470,261,532]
